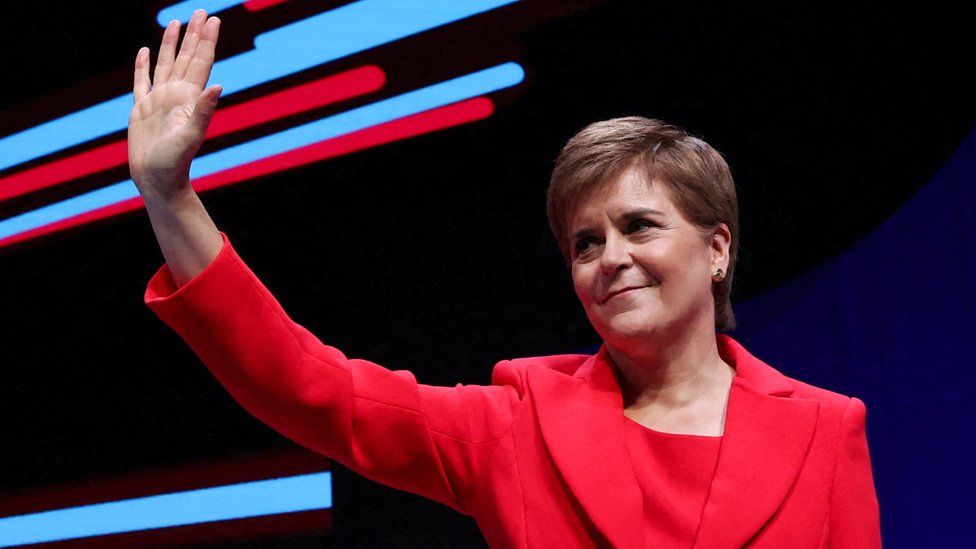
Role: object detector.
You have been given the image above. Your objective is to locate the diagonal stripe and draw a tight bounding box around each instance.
[0,0,521,173]
[157,0,246,26]
[0,62,523,244]
[0,97,493,249]
[244,0,292,12]
[158,0,293,23]
[0,472,331,547]
[0,66,385,203]
[190,62,520,179]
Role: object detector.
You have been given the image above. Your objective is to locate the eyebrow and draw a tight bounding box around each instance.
[572,208,666,239]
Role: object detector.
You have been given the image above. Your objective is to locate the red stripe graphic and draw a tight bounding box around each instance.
[0,97,494,248]
[0,65,385,203]
[244,0,292,11]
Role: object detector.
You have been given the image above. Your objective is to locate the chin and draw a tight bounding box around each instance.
[596,312,663,343]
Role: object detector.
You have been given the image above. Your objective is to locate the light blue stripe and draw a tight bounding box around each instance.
[0,0,520,172]
[157,0,244,26]
[0,63,524,241]
[0,472,331,547]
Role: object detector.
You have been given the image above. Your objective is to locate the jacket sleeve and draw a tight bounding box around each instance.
[144,232,525,514]
[828,396,882,548]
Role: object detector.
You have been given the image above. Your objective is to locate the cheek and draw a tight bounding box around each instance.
[570,267,595,305]
[644,241,699,279]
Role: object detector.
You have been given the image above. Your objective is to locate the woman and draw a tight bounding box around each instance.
[132,11,881,548]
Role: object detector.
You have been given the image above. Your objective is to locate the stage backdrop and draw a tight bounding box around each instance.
[1,1,974,546]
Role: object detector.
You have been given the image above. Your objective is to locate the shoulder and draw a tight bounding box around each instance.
[785,373,855,408]
[766,366,869,431]
[489,353,592,395]
[730,355,871,463]
[726,333,863,417]
[786,377,863,412]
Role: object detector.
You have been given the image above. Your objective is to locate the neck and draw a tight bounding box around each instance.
[606,317,734,411]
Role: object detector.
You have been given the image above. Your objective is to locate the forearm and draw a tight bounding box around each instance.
[144,237,408,476]
[146,237,355,456]
[140,179,223,288]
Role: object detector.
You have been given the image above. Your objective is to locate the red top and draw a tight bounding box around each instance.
[624,418,723,547]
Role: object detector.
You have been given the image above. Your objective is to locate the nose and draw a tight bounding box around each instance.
[599,232,633,276]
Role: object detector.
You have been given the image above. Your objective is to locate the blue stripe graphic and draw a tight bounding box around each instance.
[0,472,332,547]
[0,63,524,241]
[0,0,520,172]
[158,0,245,26]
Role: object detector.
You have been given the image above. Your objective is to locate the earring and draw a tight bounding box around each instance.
[713,268,725,281]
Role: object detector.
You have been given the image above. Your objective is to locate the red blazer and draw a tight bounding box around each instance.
[145,232,881,548]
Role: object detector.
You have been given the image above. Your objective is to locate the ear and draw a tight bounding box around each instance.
[709,222,732,274]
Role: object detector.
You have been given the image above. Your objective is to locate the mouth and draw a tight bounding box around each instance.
[601,286,649,304]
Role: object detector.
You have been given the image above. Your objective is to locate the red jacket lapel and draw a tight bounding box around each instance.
[693,335,820,547]
[529,335,819,548]
[530,346,645,548]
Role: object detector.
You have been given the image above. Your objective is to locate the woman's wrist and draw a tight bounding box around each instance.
[141,179,223,288]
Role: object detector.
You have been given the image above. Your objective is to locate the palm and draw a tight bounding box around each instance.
[131,80,201,173]
[128,10,221,195]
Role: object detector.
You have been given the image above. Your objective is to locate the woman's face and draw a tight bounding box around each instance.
[568,165,729,348]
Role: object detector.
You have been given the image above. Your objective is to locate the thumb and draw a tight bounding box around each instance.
[186,85,222,139]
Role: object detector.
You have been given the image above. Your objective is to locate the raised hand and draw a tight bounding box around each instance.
[129,9,221,200]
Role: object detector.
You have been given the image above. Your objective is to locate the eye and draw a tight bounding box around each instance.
[628,219,659,233]
[574,236,598,254]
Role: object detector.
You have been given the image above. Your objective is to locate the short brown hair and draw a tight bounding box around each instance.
[546,116,740,331]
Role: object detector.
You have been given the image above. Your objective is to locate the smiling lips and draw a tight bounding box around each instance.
[601,285,650,303]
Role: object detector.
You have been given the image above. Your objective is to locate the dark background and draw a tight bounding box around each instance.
[1,0,973,546]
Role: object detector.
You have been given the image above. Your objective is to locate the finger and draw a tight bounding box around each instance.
[133,47,151,103]
[185,17,220,88]
[183,85,223,141]
[152,20,181,86]
[170,9,206,83]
